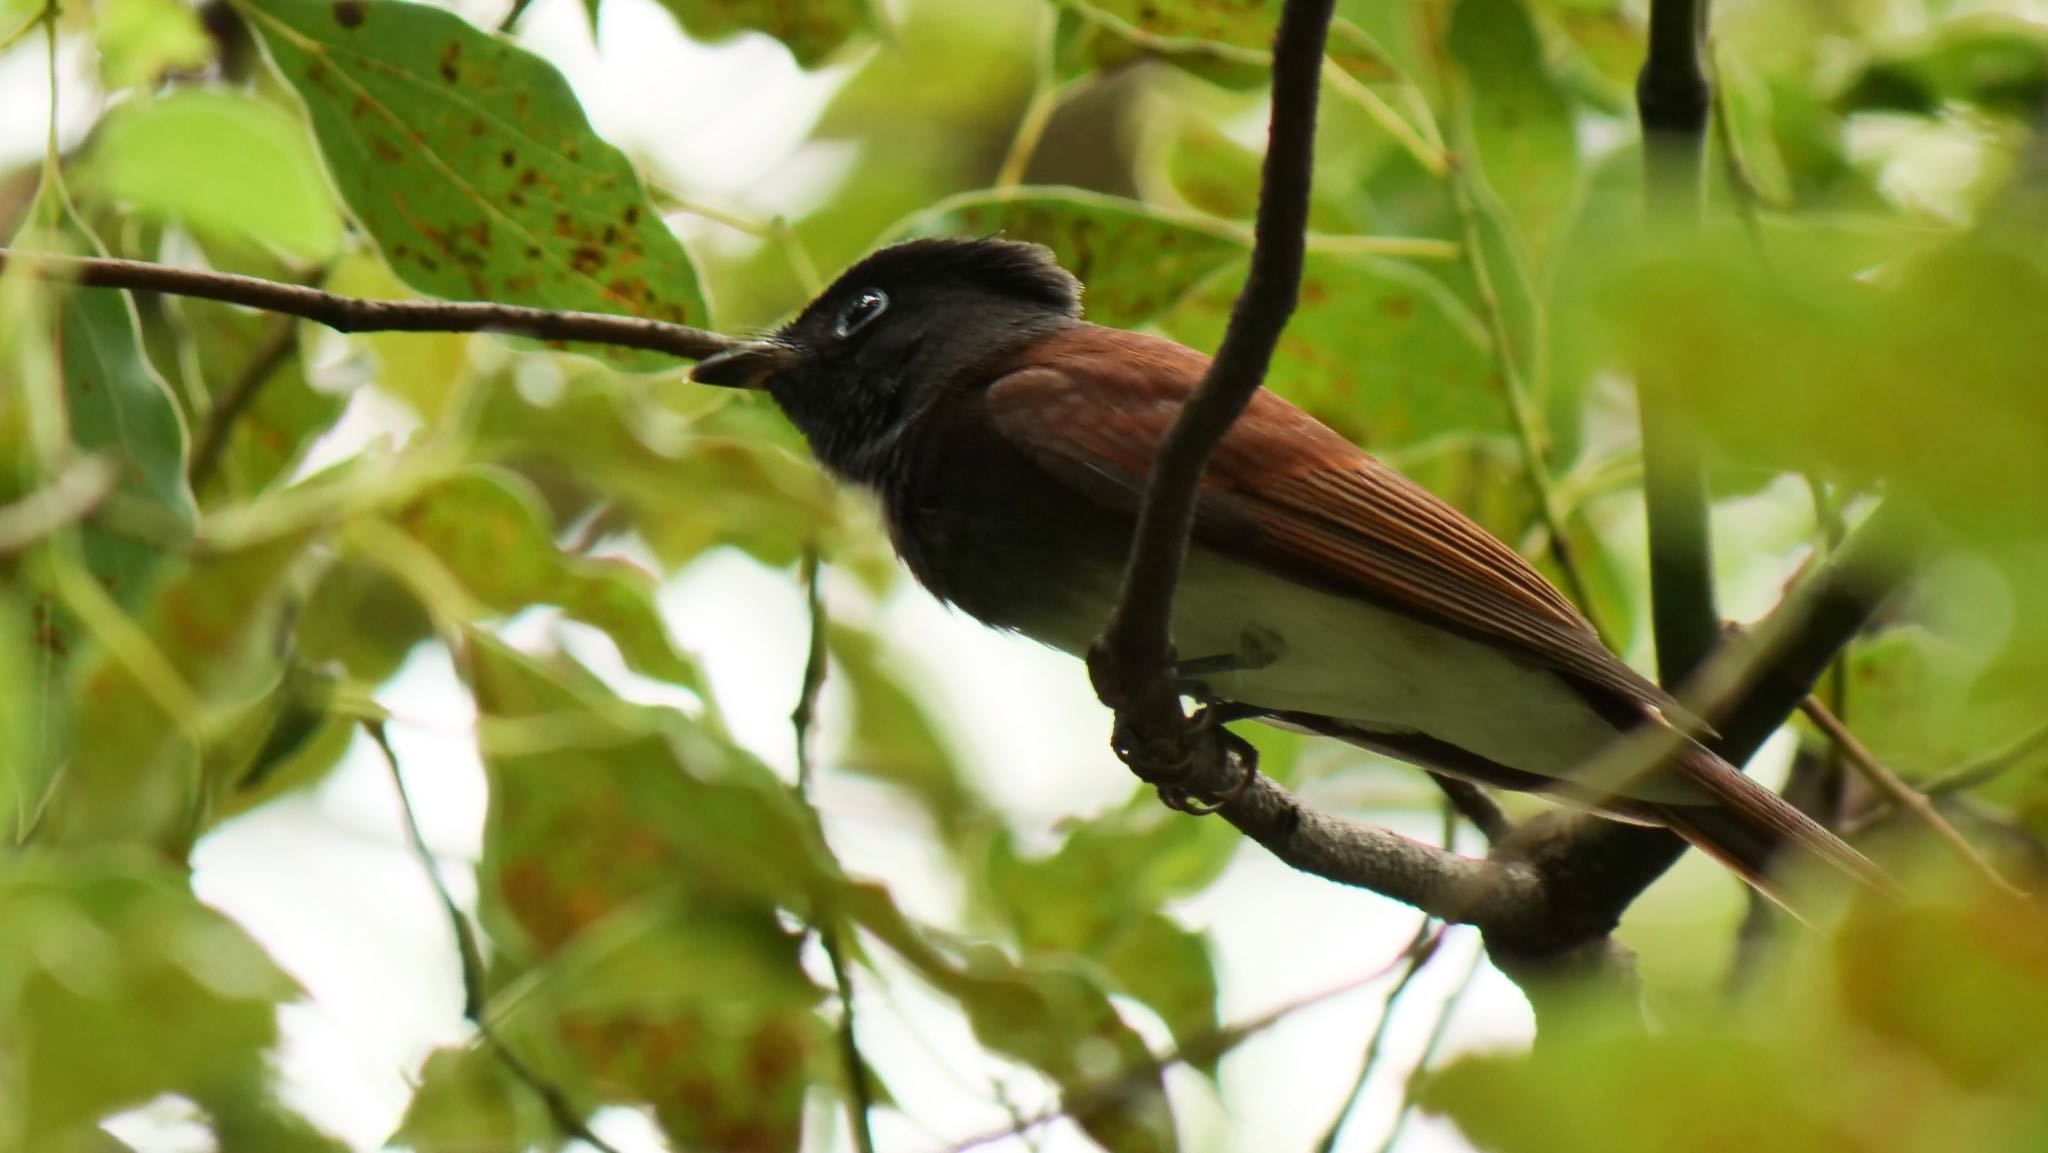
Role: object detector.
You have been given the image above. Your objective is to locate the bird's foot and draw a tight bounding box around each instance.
[1152,706,1260,815]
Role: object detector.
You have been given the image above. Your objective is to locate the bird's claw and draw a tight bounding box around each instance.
[1152,709,1260,816]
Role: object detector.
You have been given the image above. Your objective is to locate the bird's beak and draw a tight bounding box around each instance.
[690,339,798,390]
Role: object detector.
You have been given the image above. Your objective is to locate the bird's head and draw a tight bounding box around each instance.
[691,236,1081,477]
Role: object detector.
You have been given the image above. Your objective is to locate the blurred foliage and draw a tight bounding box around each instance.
[1423,872,2048,1153]
[2,0,2048,1149]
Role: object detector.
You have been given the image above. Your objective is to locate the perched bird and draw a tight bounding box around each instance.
[693,236,1877,891]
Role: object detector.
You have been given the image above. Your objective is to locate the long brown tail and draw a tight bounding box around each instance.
[1648,742,1894,901]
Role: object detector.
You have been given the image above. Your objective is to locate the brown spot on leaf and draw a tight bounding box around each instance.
[500,148,515,167]
[606,277,649,306]
[332,0,365,28]
[438,40,461,83]
[32,601,68,659]
[75,374,92,393]
[570,245,604,273]
[621,205,640,226]
[1381,294,1416,320]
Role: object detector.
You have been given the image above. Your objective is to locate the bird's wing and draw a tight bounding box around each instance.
[984,324,1678,715]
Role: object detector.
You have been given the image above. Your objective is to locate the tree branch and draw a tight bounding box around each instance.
[1509,500,1922,943]
[0,248,733,362]
[1636,0,1718,685]
[1086,0,1335,783]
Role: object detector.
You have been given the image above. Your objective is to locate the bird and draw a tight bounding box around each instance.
[691,235,1880,892]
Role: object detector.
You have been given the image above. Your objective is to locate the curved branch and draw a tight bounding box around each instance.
[1521,500,1923,938]
[0,248,733,362]
[1086,0,1336,771]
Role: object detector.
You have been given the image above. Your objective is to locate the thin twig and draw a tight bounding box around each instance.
[1313,920,1444,1153]
[793,549,832,793]
[1923,720,2048,796]
[995,76,1079,190]
[0,249,733,362]
[947,942,1444,1153]
[789,550,878,1153]
[1430,775,1511,844]
[1089,0,1337,764]
[1797,697,2024,898]
[363,721,624,1153]
[495,0,535,34]
[1439,143,1601,634]
[188,311,299,489]
[1371,940,1485,1153]
[0,456,118,554]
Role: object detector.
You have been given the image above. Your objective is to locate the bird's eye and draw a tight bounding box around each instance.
[834,289,889,338]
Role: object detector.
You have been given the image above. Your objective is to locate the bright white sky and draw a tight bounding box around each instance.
[1,1,1828,1148]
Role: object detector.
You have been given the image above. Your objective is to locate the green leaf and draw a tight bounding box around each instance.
[646,0,875,68]
[0,854,298,1147]
[1423,881,2048,1153]
[94,0,214,90]
[393,1046,552,1153]
[465,637,835,1149]
[242,0,706,367]
[1448,0,1580,256]
[1059,0,1274,52]
[847,884,1178,1153]
[1050,3,1267,88]
[470,366,836,574]
[892,191,1498,449]
[0,592,44,843]
[1050,2,1402,88]
[49,233,200,618]
[465,634,830,956]
[387,466,703,691]
[985,802,1236,957]
[1836,16,2048,121]
[1099,912,1222,1075]
[894,189,1246,328]
[492,901,825,1150]
[826,621,984,847]
[82,90,343,262]
[176,302,338,498]
[295,556,434,684]
[1159,254,1500,447]
[40,533,306,849]
[1588,230,2048,536]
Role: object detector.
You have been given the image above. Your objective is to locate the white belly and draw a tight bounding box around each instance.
[1023,548,1628,787]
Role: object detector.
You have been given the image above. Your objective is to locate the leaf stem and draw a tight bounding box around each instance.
[790,549,878,1153]
[364,720,624,1153]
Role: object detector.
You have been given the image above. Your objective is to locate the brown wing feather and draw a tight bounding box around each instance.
[985,324,1676,714]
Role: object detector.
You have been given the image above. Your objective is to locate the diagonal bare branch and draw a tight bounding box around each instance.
[0,248,733,362]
